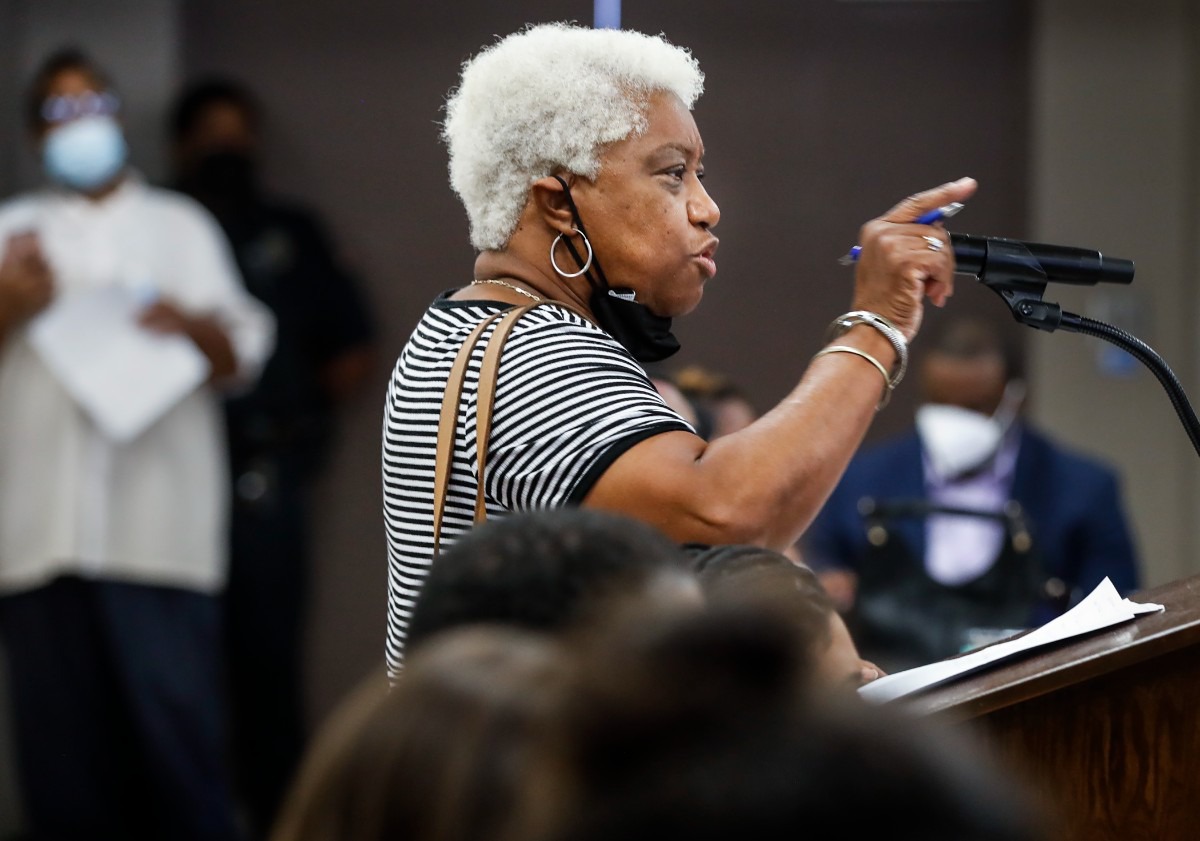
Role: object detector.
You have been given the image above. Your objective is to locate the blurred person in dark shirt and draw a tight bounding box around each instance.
[169,77,376,839]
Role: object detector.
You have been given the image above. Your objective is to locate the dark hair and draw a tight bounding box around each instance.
[528,602,1050,841]
[25,47,111,132]
[405,509,691,653]
[922,315,1026,382]
[169,77,261,142]
[547,707,1049,841]
[689,544,835,653]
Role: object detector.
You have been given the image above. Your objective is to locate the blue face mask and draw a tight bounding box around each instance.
[43,115,128,191]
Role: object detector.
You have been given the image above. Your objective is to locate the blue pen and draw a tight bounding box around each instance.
[838,202,965,265]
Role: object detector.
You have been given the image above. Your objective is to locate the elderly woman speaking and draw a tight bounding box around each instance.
[382,23,975,674]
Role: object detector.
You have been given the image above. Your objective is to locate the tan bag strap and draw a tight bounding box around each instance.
[473,303,537,521]
[431,303,539,557]
[432,312,504,559]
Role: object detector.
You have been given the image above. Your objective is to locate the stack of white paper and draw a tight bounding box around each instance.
[28,287,210,443]
[858,577,1165,704]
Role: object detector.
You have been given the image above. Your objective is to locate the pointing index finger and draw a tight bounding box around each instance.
[880,177,977,224]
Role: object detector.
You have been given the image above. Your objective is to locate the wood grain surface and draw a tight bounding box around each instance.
[901,574,1200,839]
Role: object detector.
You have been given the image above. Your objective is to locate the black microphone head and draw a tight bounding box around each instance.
[948,232,985,276]
[949,232,1135,286]
[1100,256,1135,285]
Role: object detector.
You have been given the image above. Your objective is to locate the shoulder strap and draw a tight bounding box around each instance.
[432,311,504,559]
[430,303,539,558]
[473,303,538,521]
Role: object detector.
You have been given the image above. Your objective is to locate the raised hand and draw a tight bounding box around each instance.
[852,177,978,342]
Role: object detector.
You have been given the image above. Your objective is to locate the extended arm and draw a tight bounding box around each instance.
[584,178,977,550]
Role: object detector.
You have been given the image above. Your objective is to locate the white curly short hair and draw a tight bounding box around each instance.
[442,22,704,251]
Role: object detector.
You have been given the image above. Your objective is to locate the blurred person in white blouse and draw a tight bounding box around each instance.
[0,49,272,840]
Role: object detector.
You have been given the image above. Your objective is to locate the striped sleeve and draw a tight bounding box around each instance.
[477,306,693,509]
[382,298,692,678]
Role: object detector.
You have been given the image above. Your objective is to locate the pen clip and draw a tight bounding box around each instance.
[839,201,965,265]
[914,202,965,226]
[937,201,964,218]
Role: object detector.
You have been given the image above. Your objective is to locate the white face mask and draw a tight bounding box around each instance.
[43,114,128,191]
[916,380,1026,480]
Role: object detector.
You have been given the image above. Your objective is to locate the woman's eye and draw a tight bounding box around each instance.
[663,166,686,181]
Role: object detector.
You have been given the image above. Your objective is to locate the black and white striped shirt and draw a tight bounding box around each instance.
[382,294,692,676]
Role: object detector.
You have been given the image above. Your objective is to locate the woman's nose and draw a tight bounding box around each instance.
[689,183,720,229]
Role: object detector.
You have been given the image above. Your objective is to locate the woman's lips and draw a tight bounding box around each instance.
[694,239,719,278]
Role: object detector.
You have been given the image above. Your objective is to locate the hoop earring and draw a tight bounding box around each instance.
[550,227,593,278]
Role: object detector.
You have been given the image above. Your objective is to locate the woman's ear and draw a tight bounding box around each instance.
[530,175,577,235]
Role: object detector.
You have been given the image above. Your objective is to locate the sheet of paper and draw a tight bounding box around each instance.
[28,287,210,443]
[858,577,1164,704]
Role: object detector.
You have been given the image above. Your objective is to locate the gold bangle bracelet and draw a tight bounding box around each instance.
[812,344,894,409]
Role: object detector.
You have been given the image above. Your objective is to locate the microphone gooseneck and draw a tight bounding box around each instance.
[1058,313,1200,458]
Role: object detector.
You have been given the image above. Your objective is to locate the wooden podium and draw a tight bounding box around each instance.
[900,574,1200,839]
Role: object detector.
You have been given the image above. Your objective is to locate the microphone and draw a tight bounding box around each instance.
[949,232,1134,286]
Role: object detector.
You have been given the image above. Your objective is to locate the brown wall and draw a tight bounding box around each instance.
[179,0,1031,723]
[1028,0,1200,589]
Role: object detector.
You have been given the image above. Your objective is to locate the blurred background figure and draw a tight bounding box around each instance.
[0,49,273,840]
[645,364,701,431]
[671,364,757,441]
[169,78,377,838]
[802,316,1140,671]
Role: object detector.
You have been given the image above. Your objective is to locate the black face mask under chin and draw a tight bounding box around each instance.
[587,287,681,363]
[552,176,681,363]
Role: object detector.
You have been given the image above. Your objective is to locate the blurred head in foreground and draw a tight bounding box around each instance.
[271,627,568,841]
[689,543,883,693]
[277,602,1051,841]
[404,508,700,659]
[527,602,1051,841]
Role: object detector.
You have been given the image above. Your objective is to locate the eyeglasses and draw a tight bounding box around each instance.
[41,91,121,124]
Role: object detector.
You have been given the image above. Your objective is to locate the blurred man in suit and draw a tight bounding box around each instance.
[802,316,1140,671]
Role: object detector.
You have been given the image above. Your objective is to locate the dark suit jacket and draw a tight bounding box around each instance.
[803,425,1140,623]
